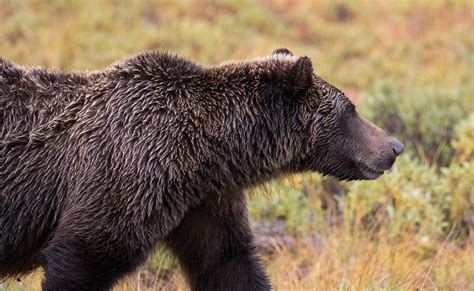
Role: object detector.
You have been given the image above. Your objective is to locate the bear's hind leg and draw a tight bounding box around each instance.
[40,226,154,291]
[166,191,270,291]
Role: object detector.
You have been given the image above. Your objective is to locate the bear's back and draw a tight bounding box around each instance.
[0,58,92,140]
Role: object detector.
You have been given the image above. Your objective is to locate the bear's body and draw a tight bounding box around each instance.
[0,49,402,290]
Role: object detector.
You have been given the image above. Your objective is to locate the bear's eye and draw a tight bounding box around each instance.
[345,104,356,118]
[348,104,355,113]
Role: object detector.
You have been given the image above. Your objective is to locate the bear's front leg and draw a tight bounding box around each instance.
[166,190,271,291]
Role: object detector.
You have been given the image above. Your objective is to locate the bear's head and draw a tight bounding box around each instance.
[260,48,404,181]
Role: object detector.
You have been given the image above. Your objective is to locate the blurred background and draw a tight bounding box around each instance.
[1,0,473,290]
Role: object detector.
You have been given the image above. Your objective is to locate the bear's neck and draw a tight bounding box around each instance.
[190,65,300,189]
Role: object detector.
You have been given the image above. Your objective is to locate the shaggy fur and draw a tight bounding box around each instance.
[0,48,402,290]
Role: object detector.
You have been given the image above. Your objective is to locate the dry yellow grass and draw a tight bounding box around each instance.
[264,231,473,290]
[6,228,472,290]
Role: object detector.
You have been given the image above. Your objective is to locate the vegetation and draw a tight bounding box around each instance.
[1,0,473,290]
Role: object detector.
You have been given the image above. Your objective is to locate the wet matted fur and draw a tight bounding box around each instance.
[0,48,402,290]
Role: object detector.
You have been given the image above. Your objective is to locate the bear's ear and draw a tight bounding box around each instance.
[289,56,313,94]
[260,55,313,100]
[272,47,293,57]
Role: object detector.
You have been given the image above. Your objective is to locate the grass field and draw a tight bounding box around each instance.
[1,0,473,290]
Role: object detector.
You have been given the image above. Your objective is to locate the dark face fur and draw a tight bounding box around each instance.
[306,78,403,180]
[272,48,404,181]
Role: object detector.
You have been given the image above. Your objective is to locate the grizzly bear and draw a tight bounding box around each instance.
[0,48,403,291]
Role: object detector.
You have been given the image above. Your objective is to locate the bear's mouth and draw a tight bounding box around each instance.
[356,162,385,179]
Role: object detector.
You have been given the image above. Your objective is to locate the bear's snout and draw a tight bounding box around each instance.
[364,136,403,177]
[348,116,404,180]
[391,138,404,156]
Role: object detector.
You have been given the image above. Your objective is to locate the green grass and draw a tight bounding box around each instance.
[1,0,473,290]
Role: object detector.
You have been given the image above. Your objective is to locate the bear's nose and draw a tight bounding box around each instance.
[392,138,404,156]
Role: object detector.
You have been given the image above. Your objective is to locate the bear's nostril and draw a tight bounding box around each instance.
[392,139,404,156]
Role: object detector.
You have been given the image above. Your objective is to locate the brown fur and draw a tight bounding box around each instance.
[0,48,402,290]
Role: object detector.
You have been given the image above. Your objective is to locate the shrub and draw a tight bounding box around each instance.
[452,113,474,163]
